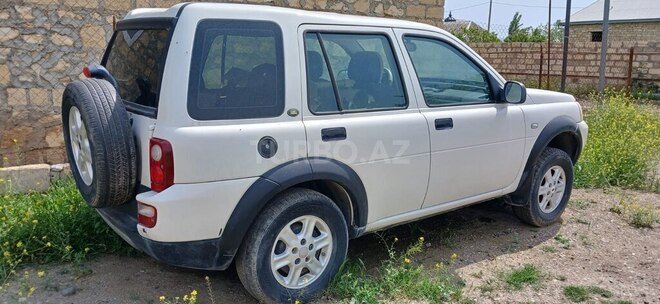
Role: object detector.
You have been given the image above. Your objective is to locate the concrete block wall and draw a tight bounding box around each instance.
[468,41,660,88]
[571,22,660,43]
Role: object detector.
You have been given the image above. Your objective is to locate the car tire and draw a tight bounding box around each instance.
[512,147,574,227]
[235,188,349,303]
[61,78,137,208]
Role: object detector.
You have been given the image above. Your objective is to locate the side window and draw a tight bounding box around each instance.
[304,32,407,114]
[188,20,284,120]
[403,36,491,106]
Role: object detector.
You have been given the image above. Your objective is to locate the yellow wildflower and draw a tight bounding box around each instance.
[45,242,51,247]
[404,258,411,264]
[41,236,47,240]
[65,245,72,252]
[3,241,9,247]
[28,287,36,296]
[183,295,189,301]
[3,251,10,258]
[435,262,445,269]
[84,247,90,253]
[450,253,458,261]
[37,271,45,278]
[32,220,38,225]
[159,295,166,302]
[191,290,197,296]
[419,236,425,242]
[16,241,23,248]
[12,139,17,143]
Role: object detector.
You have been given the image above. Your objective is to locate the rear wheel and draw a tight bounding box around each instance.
[235,188,348,303]
[61,79,137,208]
[513,147,574,226]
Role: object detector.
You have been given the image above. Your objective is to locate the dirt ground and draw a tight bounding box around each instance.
[1,188,658,304]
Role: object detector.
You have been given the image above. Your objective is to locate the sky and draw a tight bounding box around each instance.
[443,0,600,33]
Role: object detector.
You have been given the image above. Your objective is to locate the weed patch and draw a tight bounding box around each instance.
[569,200,592,210]
[575,90,660,191]
[609,199,659,228]
[503,264,541,290]
[0,180,134,282]
[554,234,571,249]
[541,245,556,253]
[328,237,468,303]
[564,285,613,302]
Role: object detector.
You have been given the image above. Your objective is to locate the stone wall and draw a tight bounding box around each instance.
[571,22,660,43]
[469,41,660,89]
[0,0,445,167]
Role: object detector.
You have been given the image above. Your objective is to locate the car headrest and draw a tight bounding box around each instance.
[348,51,383,85]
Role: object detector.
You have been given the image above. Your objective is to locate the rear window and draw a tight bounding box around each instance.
[188,20,285,120]
[104,29,170,109]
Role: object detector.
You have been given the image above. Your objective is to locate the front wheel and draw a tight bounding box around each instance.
[235,188,348,303]
[513,147,574,227]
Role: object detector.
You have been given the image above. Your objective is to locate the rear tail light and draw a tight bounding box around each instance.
[149,138,174,192]
[137,202,157,228]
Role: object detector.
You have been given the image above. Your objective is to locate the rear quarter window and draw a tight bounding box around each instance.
[188,20,285,120]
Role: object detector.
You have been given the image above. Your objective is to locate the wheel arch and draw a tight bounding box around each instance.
[218,158,368,261]
[510,115,581,205]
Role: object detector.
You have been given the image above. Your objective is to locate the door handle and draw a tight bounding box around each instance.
[321,127,347,142]
[435,118,453,130]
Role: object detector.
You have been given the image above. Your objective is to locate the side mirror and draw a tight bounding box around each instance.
[503,81,527,104]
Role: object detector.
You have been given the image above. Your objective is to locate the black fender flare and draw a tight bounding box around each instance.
[510,115,582,205]
[218,157,368,259]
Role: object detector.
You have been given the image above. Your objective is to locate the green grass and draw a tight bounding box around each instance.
[563,285,613,302]
[503,264,541,290]
[575,89,660,191]
[0,179,134,282]
[328,237,469,303]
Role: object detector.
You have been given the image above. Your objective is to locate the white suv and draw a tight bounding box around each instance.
[61,3,588,303]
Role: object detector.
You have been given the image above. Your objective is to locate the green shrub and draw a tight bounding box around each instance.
[0,179,134,281]
[575,90,660,190]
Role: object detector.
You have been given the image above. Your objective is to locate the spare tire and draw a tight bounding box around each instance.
[61,78,137,208]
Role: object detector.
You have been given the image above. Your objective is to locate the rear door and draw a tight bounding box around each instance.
[299,25,430,223]
[394,29,526,207]
[102,19,174,186]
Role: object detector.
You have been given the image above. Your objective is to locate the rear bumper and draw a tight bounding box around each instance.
[96,199,234,271]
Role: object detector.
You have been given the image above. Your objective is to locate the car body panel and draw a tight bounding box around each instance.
[94,3,588,265]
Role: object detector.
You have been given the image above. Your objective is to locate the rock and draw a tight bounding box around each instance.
[60,286,76,296]
[0,164,51,194]
[52,33,74,46]
[0,27,19,42]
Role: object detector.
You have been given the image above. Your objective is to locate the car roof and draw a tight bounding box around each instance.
[123,2,444,34]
